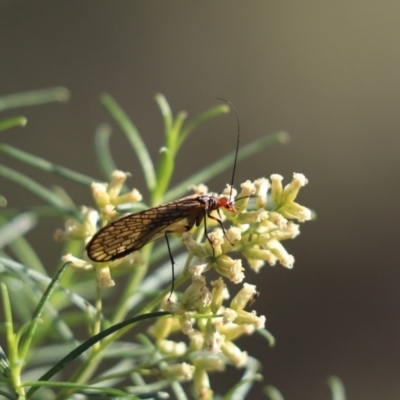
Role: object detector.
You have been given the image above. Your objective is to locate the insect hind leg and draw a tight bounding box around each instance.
[201,209,214,257]
[204,209,234,257]
[164,232,176,298]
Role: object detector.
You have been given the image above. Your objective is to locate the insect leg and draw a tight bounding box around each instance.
[164,232,175,297]
[202,208,215,257]
[207,209,234,246]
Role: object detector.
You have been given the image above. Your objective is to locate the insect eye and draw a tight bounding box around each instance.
[220,197,234,210]
[218,197,227,207]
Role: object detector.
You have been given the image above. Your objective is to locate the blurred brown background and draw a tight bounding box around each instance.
[1,1,400,399]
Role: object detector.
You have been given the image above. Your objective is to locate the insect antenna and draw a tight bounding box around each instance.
[217,98,241,198]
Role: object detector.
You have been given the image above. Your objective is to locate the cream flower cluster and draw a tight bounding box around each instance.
[56,170,143,288]
[183,174,311,275]
[147,174,311,398]
[56,171,311,399]
[148,277,263,399]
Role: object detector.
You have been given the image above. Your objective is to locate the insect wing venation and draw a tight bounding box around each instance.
[86,194,207,262]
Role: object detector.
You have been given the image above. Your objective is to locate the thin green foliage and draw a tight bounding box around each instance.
[0,257,97,314]
[0,213,37,249]
[257,327,276,347]
[0,195,6,207]
[19,262,70,361]
[223,358,262,400]
[94,123,118,182]
[0,90,318,400]
[264,385,285,400]
[101,93,157,192]
[0,117,27,132]
[0,87,69,111]
[0,144,95,186]
[165,130,289,202]
[327,376,346,400]
[26,311,170,397]
[1,283,24,397]
[5,234,46,274]
[24,380,141,399]
[0,164,80,220]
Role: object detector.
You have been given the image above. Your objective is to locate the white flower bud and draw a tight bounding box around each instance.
[264,239,295,268]
[282,173,308,203]
[182,232,209,258]
[221,341,248,367]
[253,177,270,209]
[279,201,312,222]
[214,255,244,284]
[210,277,229,313]
[191,351,226,371]
[96,265,115,288]
[161,362,194,381]
[158,339,187,357]
[113,188,142,205]
[108,170,129,199]
[91,182,110,208]
[230,283,258,311]
[270,174,283,206]
[222,308,237,324]
[190,183,209,194]
[62,254,93,270]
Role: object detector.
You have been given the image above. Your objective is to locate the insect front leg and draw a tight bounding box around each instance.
[206,209,235,246]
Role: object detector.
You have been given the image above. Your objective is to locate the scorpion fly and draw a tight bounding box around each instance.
[86,99,241,289]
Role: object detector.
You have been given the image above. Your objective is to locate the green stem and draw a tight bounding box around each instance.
[1,284,25,397]
[93,285,103,351]
[111,243,154,324]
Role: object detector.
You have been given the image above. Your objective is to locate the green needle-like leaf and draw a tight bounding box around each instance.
[7,235,46,274]
[0,257,97,315]
[0,164,80,220]
[264,385,285,400]
[177,103,229,151]
[257,328,276,347]
[26,311,170,397]
[19,262,70,361]
[101,93,156,192]
[0,87,70,111]
[94,123,117,182]
[0,317,11,387]
[23,380,139,398]
[0,116,27,132]
[152,147,174,206]
[224,357,262,400]
[0,345,10,376]
[327,376,346,400]
[0,205,61,219]
[165,131,290,201]
[0,144,94,186]
[170,110,187,150]
[0,389,15,400]
[0,213,37,249]
[155,93,173,138]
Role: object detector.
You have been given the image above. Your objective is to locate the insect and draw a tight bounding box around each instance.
[86,98,241,288]
[86,193,236,262]
[249,291,260,306]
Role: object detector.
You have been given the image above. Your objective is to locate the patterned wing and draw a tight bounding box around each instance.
[86,195,204,262]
